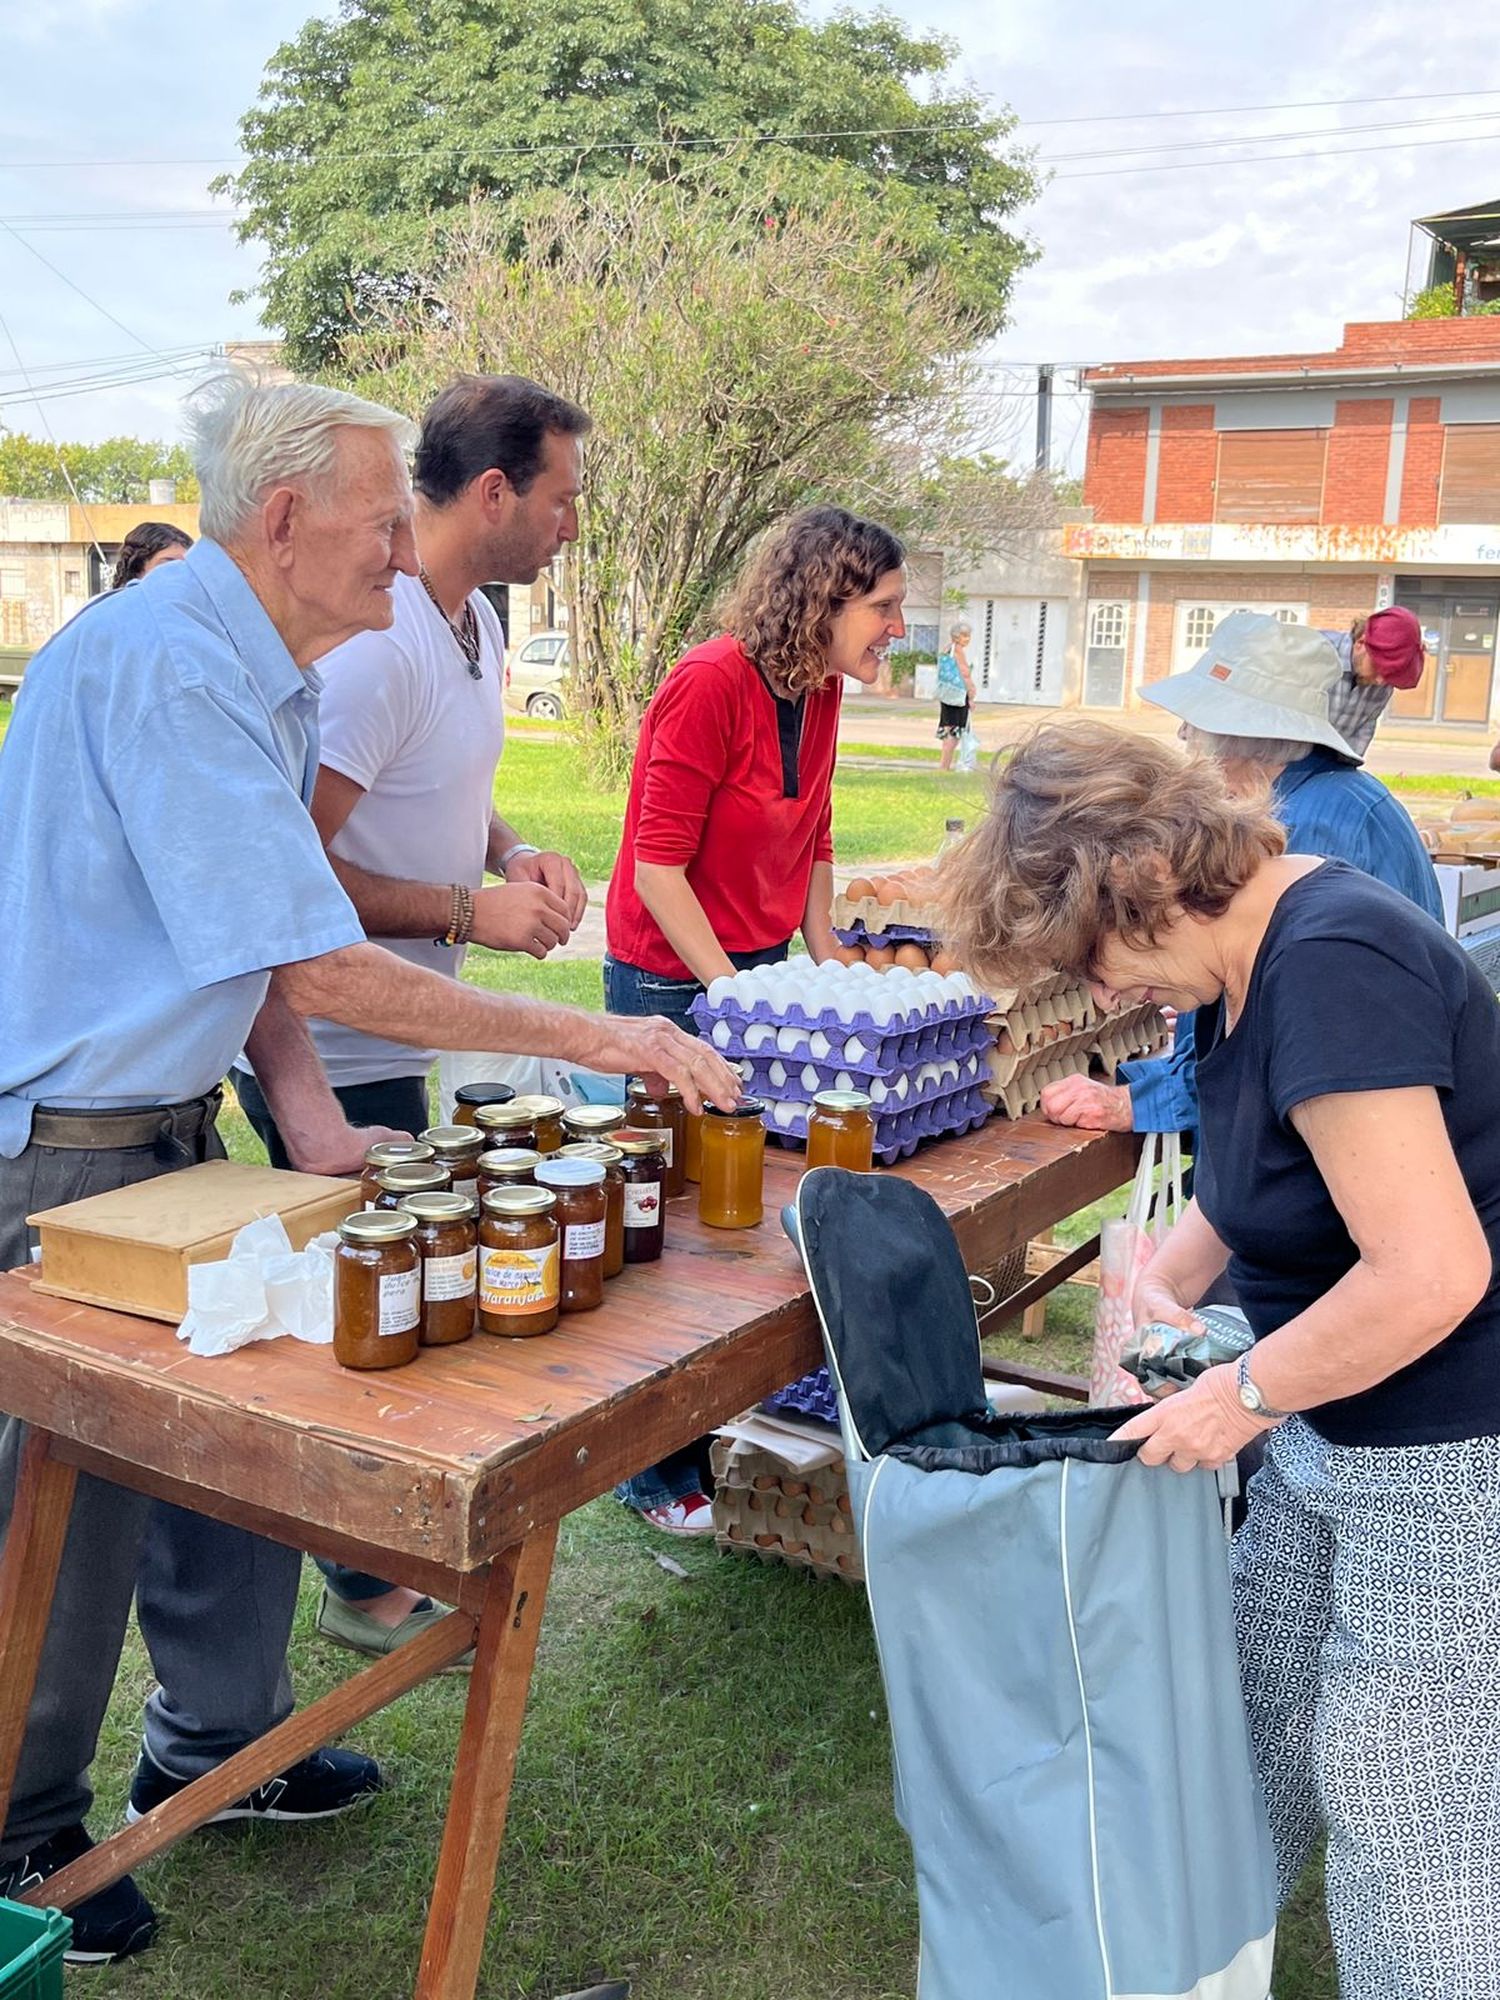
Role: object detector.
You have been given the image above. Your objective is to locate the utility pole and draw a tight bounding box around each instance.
[1034,363,1054,474]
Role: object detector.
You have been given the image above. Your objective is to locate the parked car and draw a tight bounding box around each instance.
[505,630,569,720]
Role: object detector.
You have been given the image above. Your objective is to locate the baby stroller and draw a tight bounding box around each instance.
[787,1167,1276,2000]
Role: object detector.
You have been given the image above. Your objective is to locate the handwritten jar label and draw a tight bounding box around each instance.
[378,1266,421,1337]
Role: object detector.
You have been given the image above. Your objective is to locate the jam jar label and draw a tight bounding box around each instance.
[424,1249,477,1303]
[623,1181,662,1228]
[563,1220,606,1262]
[480,1244,560,1312]
[378,1266,421,1337]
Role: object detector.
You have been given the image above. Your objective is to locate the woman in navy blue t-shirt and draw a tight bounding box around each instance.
[943,720,1500,1998]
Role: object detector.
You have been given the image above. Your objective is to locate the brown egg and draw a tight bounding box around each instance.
[845,877,876,903]
[930,950,959,975]
[831,942,864,966]
[894,943,930,971]
[873,877,906,908]
[865,943,897,970]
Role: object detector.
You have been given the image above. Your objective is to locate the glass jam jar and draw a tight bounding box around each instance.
[626,1081,686,1199]
[698,1098,767,1229]
[535,1158,608,1313]
[451,1082,516,1129]
[334,1210,421,1370]
[561,1104,628,1146]
[374,1161,451,1209]
[473,1101,541,1152]
[478,1187,560,1337]
[360,1140,435,1209]
[682,1106,705,1185]
[614,1134,667,1263]
[477,1146,542,1198]
[401,1190,477,1347]
[558,1142,625,1279]
[419,1125,485,1204]
[805,1090,876,1172]
[508,1094,566,1155]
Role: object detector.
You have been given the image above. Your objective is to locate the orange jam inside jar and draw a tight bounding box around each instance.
[419,1125,485,1204]
[451,1082,516,1129]
[374,1161,451,1208]
[334,1210,421,1370]
[626,1081,687,1199]
[478,1187,559,1336]
[360,1140,435,1209]
[698,1098,766,1229]
[477,1146,542,1198]
[509,1094,566,1155]
[682,1106,705,1185]
[558,1142,625,1278]
[401,1190,478,1347]
[561,1104,628,1146]
[805,1090,876,1172]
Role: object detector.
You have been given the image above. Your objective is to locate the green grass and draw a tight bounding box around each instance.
[1379,770,1500,797]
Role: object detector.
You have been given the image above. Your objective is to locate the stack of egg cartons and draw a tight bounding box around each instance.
[691,958,993,1165]
[982,976,1168,1118]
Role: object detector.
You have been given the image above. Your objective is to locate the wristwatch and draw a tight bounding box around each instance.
[1235,1354,1292,1422]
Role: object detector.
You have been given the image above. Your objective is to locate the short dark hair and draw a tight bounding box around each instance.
[111,520,192,590]
[413,374,591,505]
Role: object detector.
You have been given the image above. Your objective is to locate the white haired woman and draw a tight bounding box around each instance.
[935,620,975,771]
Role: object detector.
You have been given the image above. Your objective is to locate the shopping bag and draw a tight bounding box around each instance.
[954,724,979,773]
[1091,1130,1184,1406]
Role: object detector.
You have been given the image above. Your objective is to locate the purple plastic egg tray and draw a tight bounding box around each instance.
[832,921,937,948]
[740,1049,986,1113]
[761,1083,993,1166]
[762,1365,841,1429]
[694,1006,992,1078]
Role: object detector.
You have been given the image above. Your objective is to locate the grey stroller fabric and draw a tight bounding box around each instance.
[791,1169,1276,2000]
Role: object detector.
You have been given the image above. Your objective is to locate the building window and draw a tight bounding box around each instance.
[1174,601,1309,674]
[1083,599,1130,706]
[1439,425,1500,525]
[64,569,82,594]
[0,568,23,598]
[1214,429,1327,525]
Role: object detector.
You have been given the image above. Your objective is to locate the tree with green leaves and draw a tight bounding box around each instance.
[345,163,1056,780]
[0,434,199,504]
[220,0,1038,366]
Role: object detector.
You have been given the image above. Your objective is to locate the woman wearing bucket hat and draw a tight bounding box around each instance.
[1039,611,1439,1140]
[1320,605,1425,760]
[941,720,1500,2000]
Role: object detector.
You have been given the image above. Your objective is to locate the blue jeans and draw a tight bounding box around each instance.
[603,943,789,1510]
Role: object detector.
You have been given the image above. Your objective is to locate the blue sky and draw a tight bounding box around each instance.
[1,0,1495,460]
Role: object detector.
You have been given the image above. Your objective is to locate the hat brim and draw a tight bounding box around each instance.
[1143,673,1358,758]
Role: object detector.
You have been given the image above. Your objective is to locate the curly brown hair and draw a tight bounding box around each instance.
[938,721,1285,989]
[720,505,905,699]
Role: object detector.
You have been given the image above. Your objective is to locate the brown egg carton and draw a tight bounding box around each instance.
[986,1043,1096,1120]
[709,1437,863,1585]
[1093,1002,1170,1078]
[831,892,945,937]
[986,980,1097,1063]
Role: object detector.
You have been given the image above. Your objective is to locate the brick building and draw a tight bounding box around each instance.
[1064,316,1500,729]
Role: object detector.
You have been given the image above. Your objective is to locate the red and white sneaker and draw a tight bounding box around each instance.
[636,1492,715,1537]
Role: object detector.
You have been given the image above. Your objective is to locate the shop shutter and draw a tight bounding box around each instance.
[1214,430,1326,524]
[1439,425,1500,524]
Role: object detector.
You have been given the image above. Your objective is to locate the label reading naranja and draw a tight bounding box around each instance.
[623,1181,662,1229]
[479,1243,560,1313]
[563,1219,606,1262]
[377,1265,421,1337]
[423,1248,477,1303]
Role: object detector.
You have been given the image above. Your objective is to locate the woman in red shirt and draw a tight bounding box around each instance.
[604,504,907,1530]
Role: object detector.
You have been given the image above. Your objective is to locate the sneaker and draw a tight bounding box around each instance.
[0,1824,157,1966]
[315,1586,474,1671]
[634,1492,715,1537]
[125,1743,384,1827]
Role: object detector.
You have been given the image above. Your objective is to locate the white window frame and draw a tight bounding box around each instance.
[1087,600,1129,651]
[1173,600,1308,675]
[0,567,24,599]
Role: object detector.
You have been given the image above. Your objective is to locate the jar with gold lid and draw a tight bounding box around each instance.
[535,1158,607,1313]
[401,1190,477,1347]
[360,1140,436,1209]
[374,1160,451,1209]
[805,1090,875,1172]
[508,1094,566,1155]
[334,1210,421,1370]
[477,1146,542,1197]
[478,1187,560,1336]
[614,1133,667,1263]
[560,1103,628,1145]
[698,1098,767,1229]
[558,1141,625,1278]
[451,1082,516,1129]
[625,1081,686,1199]
[419,1124,485,1203]
[474,1100,541,1152]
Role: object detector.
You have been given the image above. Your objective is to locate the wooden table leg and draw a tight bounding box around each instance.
[415,1522,560,2000]
[0,1428,77,1831]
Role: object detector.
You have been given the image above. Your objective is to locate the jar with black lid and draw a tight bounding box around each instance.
[478,1186,560,1336]
[360,1140,436,1209]
[374,1161,451,1209]
[452,1082,516,1129]
[401,1190,477,1346]
[334,1210,421,1370]
[614,1133,667,1263]
[535,1158,607,1313]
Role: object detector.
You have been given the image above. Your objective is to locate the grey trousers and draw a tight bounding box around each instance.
[0,1122,300,1861]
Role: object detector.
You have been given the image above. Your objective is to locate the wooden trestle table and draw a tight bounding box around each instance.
[0,1118,1134,1998]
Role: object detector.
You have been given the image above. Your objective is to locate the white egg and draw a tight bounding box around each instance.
[706,975,735,1010]
[891,1073,910,1102]
[801,1063,822,1093]
[769,1060,788,1088]
[773,1100,800,1131]
[843,1034,868,1064]
[744,1022,776,1052]
[809,1030,831,1060]
[711,1020,732,1049]
[834,1070,855,1092]
[868,1079,889,1105]
[918,1062,940,1089]
[776,1026,805,1055]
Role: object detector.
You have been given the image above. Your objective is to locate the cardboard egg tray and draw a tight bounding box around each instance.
[698,1008,992,1077]
[830,892,944,939]
[742,1048,987,1113]
[1093,1002,1169,1078]
[761,1081,992,1165]
[987,980,1098,1063]
[985,1017,1100,1094]
[710,1436,863,1584]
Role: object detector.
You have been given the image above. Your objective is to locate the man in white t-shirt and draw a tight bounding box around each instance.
[232,374,592,1658]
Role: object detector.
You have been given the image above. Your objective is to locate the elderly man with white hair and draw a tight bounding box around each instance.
[0,372,738,1964]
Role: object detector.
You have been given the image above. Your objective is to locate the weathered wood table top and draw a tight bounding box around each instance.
[0,1120,1135,1573]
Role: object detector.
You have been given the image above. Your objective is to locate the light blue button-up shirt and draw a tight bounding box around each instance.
[0,540,363,1157]
[1120,748,1443,1135]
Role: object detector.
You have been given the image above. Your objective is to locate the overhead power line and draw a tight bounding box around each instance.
[1052,126,1500,180]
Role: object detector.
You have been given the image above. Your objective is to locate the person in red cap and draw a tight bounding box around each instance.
[1323,605,1424,758]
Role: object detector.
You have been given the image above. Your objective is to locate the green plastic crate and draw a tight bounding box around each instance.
[0,1899,70,1999]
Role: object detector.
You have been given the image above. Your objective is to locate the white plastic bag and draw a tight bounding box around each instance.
[1090,1131,1184,1406]
[435,1051,625,1123]
[955,725,980,774]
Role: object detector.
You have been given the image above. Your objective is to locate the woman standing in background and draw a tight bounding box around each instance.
[935,620,975,772]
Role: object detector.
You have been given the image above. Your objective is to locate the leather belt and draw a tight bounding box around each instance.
[31,1089,224,1156]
